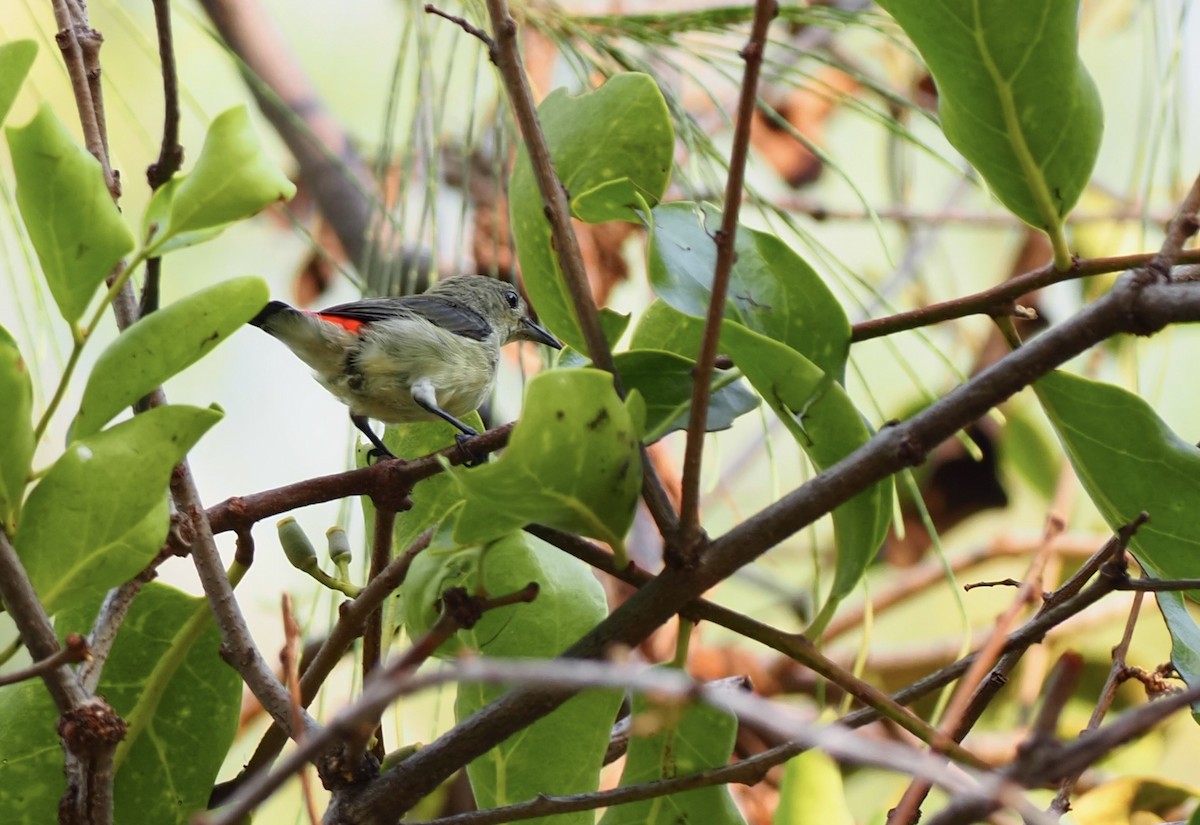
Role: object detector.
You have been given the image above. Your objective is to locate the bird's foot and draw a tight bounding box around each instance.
[455,433,487,468]
[365,445,397,464]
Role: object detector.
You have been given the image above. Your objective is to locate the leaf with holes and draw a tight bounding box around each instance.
[510,73,673,352]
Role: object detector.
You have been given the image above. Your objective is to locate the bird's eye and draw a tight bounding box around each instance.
[505,290,520,309]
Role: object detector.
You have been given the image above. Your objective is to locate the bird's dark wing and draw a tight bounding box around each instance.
[317,296,493,341]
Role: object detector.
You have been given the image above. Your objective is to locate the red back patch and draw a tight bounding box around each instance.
[309,311,366,334]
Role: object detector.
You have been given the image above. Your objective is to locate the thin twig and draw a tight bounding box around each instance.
[479,0,680,539]
[1049,589,1145,813]
[850,247,1200,342]
[80,579,144,692]
[361,508,396,762]
[214,532,432,803]
[0,633,89,688]
[424,3,495,50]
[676,0,778,564]
[204,586,539,825]
[281,595,320,825]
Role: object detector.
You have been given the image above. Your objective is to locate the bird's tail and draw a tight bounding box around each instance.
[249,299,355,377]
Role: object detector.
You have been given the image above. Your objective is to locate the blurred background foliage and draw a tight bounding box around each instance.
[3,0,1200,821]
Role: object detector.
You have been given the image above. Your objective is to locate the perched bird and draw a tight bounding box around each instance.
[250,275,562,459]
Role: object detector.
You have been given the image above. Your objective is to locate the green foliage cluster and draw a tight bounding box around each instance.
[2,0,1200,822]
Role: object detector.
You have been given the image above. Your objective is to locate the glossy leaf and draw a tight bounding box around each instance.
[448,369,642,560]
[14,405,222,614]
[147,105,296,251]
[6,105,134,324]
[0,681,59,823]
[402,532,622,822]
[1035,371,1200,707]
[877,0,1102,233]
[57,583,241,824]
[774,750,854,825]
[648,201,850,381]
[614,349,759,444]
[0,40,36,127]
[1153,592,1200,719]
[1035,371,1200,584]
[0,325,33,533]
[599,674,745,825]
[74,276,269,438]
[633,302,891,628]
[510,73,673,351]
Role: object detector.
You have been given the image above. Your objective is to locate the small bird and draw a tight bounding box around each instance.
[250,275,562,460]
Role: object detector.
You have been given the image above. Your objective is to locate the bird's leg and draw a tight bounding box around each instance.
[351,414,395,462]
[410,381,485,467]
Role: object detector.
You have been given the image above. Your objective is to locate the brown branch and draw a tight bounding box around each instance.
[212,532,433,806]
[204,586,539,825]
[360,508,396,762]
[528,526,982,767]
[51,0,118,198]
[480,0,680,539]
[281,595,320,825]
[675,0,779,563]
[205,425,513,536]
[0,632,89,688]
[850,247,1200,343]
[1049,588,1146,813]
[424,3,495,50]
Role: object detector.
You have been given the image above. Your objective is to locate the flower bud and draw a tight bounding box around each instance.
[326,526,352,565]
[277,517,318,572]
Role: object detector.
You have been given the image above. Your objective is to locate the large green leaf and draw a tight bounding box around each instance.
[510,73,673,352]
[599,673,745,825]
[448,369,642,560]
[0,681,59,823]
[0,40,36,128]
[74,276,269,438]
[1035,371,1200,583]
[0,583,240,824]
[877,0,1102,235]
[614,349,759,444]
[0,325,33,533]
[632,302,891,628]
[61,583,240,823]
[145,105,296,252]
[402,532,622,824]
[648,201,850,381]
[14,405,222,614]
[1035,371,1200,709]
[6,105,135,324]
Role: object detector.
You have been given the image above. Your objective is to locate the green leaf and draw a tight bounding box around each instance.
[1034,371,1200,584]
[56,583,241,824]
[402,532,622,823]
[648,201,850,381]
[0,325,33,533]
[877,0,1102,237]
[510,73,673,352]
[599,674,746,825]
[74,276,269,438]
[0,40,36,128]
[1152,592,1200,720]
[148,105,296,250]
[448,369,642,561]
[14,405,222,614]
[1069,776,1200,825]
[0,680,60,823]
[6,105,134,324]
[774,750,854,825]
[633,302,891,628]
[614,349,759,443]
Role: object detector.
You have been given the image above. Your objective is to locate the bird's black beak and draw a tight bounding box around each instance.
[521,317,563,349]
